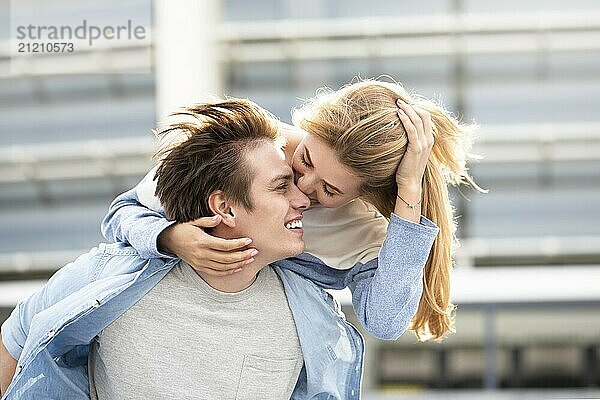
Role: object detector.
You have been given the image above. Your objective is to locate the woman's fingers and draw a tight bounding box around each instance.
[397,108,421,151]
[185,238,257,274]
[397,99,432,152]
[186,217,253,251]
[412,105,434,148]
[201,259,254,275]
[188,215,223,228]
[191,263,248,277]
[397,99,424,133]
[395,99,435,189]
[205,235,254,251]
[204,247,258,265]
[160,217,255,275]
[184,253,256,276]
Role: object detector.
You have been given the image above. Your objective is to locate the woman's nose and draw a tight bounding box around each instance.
[296,174,315,196]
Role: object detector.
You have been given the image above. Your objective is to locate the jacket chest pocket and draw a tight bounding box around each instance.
[235,355,301,400]
[56,344,90,367]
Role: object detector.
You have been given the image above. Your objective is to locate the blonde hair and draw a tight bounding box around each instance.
[293,78,485,341]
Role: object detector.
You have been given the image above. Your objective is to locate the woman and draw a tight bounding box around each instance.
[102,78,483,341]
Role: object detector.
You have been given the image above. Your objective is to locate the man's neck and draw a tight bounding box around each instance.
[199,226,268,292]
[195,263,265,293]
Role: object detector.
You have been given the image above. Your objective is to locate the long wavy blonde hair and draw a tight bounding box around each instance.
[293,78,485,341]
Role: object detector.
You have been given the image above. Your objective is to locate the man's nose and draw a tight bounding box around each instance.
[290,184,310,210]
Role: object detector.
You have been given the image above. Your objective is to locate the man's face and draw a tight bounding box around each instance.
[231,141,310,266]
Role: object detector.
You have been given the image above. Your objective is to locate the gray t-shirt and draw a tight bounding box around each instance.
[89,262,303,400]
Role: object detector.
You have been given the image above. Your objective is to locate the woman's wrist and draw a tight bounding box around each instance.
[157,224,177,254]
[396,182,422,203]
[395,182,423,222]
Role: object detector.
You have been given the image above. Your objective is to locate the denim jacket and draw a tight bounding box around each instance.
[1,243,364,400]
[102,188,440,340]
[2,193,438,399]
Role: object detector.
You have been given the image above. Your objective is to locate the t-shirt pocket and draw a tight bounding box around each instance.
[235,354,301,400]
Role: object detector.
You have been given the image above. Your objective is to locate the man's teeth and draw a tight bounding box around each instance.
[285,220,303,229]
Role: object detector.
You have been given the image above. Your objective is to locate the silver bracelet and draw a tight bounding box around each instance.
[396,194,422,218]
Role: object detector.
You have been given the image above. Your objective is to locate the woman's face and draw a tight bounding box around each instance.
[291,133,362,208]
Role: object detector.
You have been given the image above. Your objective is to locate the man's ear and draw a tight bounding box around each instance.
[208,190,237,228]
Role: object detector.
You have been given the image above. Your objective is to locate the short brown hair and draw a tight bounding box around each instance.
[154,98,280,222]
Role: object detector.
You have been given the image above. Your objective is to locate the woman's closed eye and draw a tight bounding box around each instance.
[322,183,335,197]
[300,153,311,167]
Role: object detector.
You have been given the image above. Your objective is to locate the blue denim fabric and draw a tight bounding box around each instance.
[1,243,364,399]
[101,188,439,340]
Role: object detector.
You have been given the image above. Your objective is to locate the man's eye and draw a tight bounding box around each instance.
[277,183,289,191]
[322,184,335,197]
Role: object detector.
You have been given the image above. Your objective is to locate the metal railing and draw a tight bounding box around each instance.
[454,235,600,268]
[217,11,600,62]
[2,238,600,305]
[472,122,600,164]
[2,235,600,276]
[0,136,156,184]
[1,122,598,185]
[2,11,600,77]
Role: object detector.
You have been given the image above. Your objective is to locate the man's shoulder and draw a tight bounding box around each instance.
[96,242,142,256]
[86,242,168,280]
[271,261,320,289]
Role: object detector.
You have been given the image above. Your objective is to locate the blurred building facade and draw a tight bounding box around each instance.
[1,0,599,396]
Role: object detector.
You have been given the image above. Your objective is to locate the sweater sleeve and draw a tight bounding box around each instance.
[101,169,176,260]
[349,213,438,340]
[278,213,439,340]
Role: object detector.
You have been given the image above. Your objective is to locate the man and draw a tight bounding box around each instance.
[0,99,364,399]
